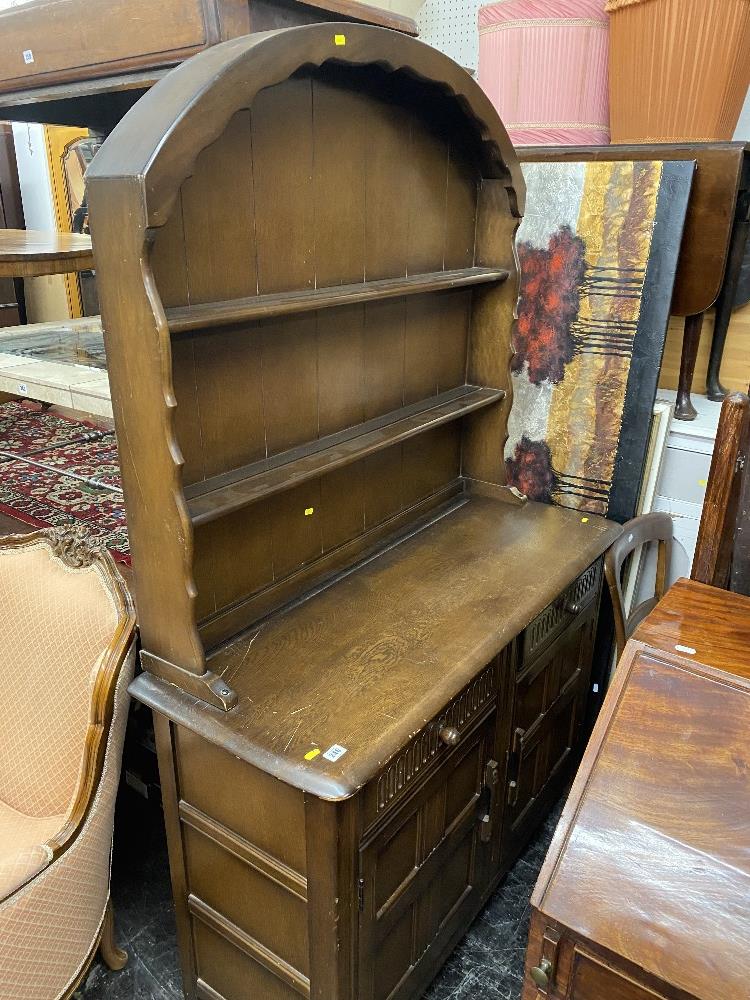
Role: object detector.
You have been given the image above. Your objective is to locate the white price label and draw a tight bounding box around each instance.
[322,744,348,762]
[17,383,28,394]
[22,49,34,64]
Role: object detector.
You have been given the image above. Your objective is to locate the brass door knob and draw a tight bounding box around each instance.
[530,958,553,990]
[438,725,460,747]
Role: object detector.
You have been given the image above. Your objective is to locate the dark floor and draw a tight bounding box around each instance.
[77,788,562,1000]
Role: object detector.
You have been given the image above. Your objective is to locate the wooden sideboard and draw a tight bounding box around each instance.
[86,24,621,999]
[523,585,750,1000]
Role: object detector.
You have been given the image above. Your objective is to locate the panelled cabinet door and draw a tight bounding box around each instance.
[358,710,498,1000]
[502,604,598,864]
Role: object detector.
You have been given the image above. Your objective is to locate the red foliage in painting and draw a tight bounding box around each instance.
[513,226,587,384]
[505,436,556,502]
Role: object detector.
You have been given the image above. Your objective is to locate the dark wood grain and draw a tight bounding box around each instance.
[131,496,620,799]
[166,268,509,333]
[692,392,750,588]
[185,386,505,525]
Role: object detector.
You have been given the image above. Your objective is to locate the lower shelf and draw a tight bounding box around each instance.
[186,384,506,526]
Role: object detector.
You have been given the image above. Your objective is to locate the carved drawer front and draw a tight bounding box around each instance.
[363,653,505,828]
[522,560,602,666]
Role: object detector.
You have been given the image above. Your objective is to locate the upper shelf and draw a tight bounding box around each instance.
[166,267,510,333]
[186,384,506,526]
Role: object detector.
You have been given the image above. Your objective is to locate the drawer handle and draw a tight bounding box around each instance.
[564,600,580,615]
[530,958,553,990]
[438,725,460,747]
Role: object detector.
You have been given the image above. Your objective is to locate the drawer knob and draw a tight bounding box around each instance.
[564,600,581,615]
[438,725,460,747]
[530,958,553,990]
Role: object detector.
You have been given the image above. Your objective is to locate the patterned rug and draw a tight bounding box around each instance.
[0,401,130,563]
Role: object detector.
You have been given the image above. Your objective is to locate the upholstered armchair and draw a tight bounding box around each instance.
[0,528,136,999]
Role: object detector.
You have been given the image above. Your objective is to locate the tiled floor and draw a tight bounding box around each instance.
[78,789,562,1000]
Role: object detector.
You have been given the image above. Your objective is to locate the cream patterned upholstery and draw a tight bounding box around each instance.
[0,531,135,999]
[0,802,63,900]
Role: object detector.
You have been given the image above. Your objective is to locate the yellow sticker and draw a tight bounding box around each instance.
[334,33,346,45]
[581,517,589,524]
[305,507,315,516]
[304,748,321,761]
[698,479,707,487]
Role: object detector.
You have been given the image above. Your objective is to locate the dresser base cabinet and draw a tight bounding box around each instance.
[149,564,605,1000]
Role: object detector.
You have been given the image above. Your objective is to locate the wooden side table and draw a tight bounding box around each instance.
[0,228,93,278]
[521,143,750,421]
[522,580,750,1000]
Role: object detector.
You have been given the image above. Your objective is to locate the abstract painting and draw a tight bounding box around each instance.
[505,159,692,523]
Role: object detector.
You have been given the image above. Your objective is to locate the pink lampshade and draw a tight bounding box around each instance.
[478,0,610,146]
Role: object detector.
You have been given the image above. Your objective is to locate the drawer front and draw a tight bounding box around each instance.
[523,931,671,1000]
[0,0,209,93]
[522,560,602,666]
[569,949,670,1000]
[363,652,506,828]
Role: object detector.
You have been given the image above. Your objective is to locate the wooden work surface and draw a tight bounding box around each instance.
[0,228,94,277]
[529,637,750,1000]
[633,577,750,679]
[132,495,619,800]
[520,143,747,317]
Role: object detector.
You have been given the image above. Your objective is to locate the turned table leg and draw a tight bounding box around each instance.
[707,189,750,402]
[675,312,704,421]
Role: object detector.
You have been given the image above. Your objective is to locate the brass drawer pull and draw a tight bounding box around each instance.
[530,957,553,989]
[438,725,460,747]
[564,600,581,615]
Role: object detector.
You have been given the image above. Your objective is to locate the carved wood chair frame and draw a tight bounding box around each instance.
[0,526,136,986]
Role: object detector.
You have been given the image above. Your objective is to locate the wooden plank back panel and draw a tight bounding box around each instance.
[193,431,462,645]
[148,65,485,642]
